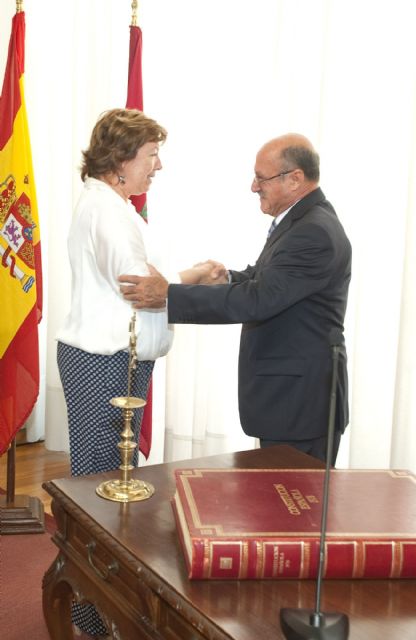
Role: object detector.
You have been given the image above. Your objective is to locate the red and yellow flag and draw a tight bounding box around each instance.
[126,23,152,458]
[0,11,42,455]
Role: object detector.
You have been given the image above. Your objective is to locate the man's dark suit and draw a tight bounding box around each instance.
[167,188,352,443]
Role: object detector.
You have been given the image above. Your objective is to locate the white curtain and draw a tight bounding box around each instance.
[1,0,415,472]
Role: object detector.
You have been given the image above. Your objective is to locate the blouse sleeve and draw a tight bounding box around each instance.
[90,203,149,295]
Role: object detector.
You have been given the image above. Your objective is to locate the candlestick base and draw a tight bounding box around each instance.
[96,478,155,503]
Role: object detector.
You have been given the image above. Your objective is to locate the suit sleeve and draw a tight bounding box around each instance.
[229,264,256,283]
[168,222,337,325]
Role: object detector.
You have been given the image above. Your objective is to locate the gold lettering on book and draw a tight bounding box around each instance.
[270,548,292,576]
[301,542,311,579]
[274,484,301,515]
[272,544,279,577]
[290,489,312,510]
[274,484,319,513]
[278,551,286,575]
[257,541,264,578]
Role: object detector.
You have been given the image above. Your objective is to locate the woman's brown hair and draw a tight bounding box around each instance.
[80,108,167,182]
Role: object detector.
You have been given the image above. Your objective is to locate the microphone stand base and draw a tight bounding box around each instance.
[280,608,349,639]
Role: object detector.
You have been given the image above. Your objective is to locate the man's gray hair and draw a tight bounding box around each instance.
[281,145,320,182]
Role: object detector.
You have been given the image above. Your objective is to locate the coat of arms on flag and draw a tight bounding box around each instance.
[0,174,36,293]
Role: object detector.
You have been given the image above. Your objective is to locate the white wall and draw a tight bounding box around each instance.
[1,0,415,471]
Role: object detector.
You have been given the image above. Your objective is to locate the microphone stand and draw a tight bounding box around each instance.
[280,334,349,639]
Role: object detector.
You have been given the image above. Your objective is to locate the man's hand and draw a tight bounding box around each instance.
[119,265,168,309]
[180,259,228,285]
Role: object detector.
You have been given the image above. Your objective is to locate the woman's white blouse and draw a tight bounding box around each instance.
[56,177,173,359]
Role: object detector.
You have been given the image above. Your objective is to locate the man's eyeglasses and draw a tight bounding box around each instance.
[253,169,297,185]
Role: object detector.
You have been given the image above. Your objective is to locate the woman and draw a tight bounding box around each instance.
[57,107,172,476]
[56,108,172,638]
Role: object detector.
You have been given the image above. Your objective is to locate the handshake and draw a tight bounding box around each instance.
[180,259,228,286]
[119,259,228,309]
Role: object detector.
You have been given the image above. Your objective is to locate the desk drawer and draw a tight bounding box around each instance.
[67,516,159,624]
[160,604,207,640]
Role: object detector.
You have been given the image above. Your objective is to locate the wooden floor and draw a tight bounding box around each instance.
[0,441,71,515]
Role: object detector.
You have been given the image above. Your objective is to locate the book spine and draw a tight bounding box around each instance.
[187,537,416,580]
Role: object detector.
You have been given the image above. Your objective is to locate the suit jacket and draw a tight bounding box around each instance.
[167,188,352,441]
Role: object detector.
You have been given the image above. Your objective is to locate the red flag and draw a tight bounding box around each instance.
[0,12,42,454]
[126,24,152,458]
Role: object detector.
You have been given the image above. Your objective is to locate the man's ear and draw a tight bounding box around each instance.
[289,168,304,191]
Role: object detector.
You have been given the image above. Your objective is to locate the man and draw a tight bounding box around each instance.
[119,133,352,464]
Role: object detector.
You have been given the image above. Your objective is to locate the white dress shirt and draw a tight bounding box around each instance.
[57,177,173,359]
[267,205,293,236]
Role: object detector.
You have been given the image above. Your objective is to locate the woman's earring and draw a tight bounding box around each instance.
[118,175,126,185]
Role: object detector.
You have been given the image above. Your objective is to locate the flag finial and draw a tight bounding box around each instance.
[131,1,138,26]
[16,0,23,12]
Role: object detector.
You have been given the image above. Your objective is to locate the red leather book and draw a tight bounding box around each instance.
[172,468,416,580]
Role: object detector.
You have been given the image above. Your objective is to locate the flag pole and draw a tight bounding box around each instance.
[4,0,22,515]
[0,3,45,534]
[125,1,154,458]
[6,0,21,507]
[131,0,138,26]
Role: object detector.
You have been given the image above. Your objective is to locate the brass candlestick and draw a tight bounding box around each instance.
[96,314,155,503]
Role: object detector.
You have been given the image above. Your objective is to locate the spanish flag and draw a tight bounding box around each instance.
[0,11,42,455]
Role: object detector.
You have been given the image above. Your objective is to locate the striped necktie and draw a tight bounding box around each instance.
[267,217,278,238]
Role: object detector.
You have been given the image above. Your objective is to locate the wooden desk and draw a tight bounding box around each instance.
[42,446,416,640]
